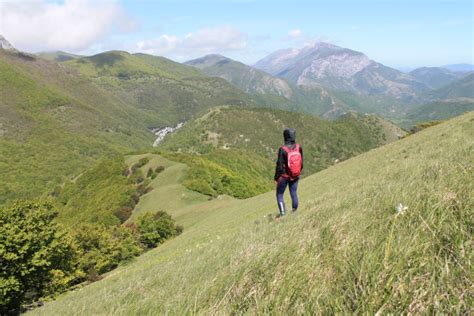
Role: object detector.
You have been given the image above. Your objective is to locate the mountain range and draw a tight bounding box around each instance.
[0,40,401,204]
[1,32,472,314]
[254,42,430,100]
[1,34,472,204]
[186,44,473,120]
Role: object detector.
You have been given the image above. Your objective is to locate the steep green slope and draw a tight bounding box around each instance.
[0,50,155,204]
[64,51,254,126]
[159,106,406,175]
[31,112,473,315]
[186,54,294,98]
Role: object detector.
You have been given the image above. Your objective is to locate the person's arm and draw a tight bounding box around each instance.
[274,147,286,181]
[299,145,303,170]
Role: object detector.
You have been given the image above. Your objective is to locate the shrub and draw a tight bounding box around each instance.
[155,165,165,173]
[137,157,149,168]
[113,206,133,223]
[130,157,149,176]
[0,200,76,313]
[136,212,182,248]
[70,224,142,281]
[146,168,153,178]
[136,180,152,196]
[135,175,145,184]
[410,120,442,134]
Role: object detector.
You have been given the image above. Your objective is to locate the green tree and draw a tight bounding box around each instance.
[137,212,183,248]
[70,224,143,280]
[0,200,75,313]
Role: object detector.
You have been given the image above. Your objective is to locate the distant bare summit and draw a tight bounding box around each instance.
[0,35,16,51]
[254,41,429,100]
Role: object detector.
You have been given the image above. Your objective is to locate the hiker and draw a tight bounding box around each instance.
[274,128,303,218]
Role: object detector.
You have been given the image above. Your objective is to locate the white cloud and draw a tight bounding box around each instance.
[287,29,303,39]
[0,0,134,53]
[135,26,247,59]
[183,27,247,52]
[137,35,181,55]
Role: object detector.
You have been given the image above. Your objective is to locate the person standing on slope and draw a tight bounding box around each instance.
[274,128,303,218]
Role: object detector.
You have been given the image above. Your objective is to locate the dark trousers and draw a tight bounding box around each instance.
[276,177,299,215]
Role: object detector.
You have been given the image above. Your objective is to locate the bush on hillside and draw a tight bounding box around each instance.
[113,206,133,224]
[0,201,76,314]
[136,212,183,248]
[409,120,442,134]
[70,224,143,281]
[146,168,154,178]
[130,157,150,176]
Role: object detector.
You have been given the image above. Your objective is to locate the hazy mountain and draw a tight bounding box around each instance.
[185,54,353,118]
[409,67,463,89]
[400,98,474,128]
[186,54,293,98]
[427,73,474,99]
[185,54,410,119]
[441,63,474,73]
[254,42,429,100]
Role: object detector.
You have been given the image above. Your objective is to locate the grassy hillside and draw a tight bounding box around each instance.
[31,111,473,315]
[64,51,254,126]
[159,106,405,176]
[0,50,155,204]
[124,154,210,223]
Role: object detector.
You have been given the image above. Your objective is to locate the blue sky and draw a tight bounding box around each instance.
[1,0,472,68]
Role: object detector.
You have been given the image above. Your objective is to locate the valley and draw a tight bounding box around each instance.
[0,28,472,314]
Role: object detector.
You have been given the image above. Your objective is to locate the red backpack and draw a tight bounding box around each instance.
[282,144,302,179]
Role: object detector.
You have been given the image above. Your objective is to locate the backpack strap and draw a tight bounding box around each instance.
[281,144,298,153]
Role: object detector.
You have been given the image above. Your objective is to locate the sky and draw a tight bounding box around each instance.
[0,0,472,68]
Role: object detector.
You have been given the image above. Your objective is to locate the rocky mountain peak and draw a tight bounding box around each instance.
[255,42,429,99]
[0,35,16,51]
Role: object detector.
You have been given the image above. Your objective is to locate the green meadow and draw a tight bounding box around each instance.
[31,111,473,315]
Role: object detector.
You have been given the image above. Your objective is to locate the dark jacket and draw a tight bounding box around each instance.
[274,128,303,181]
